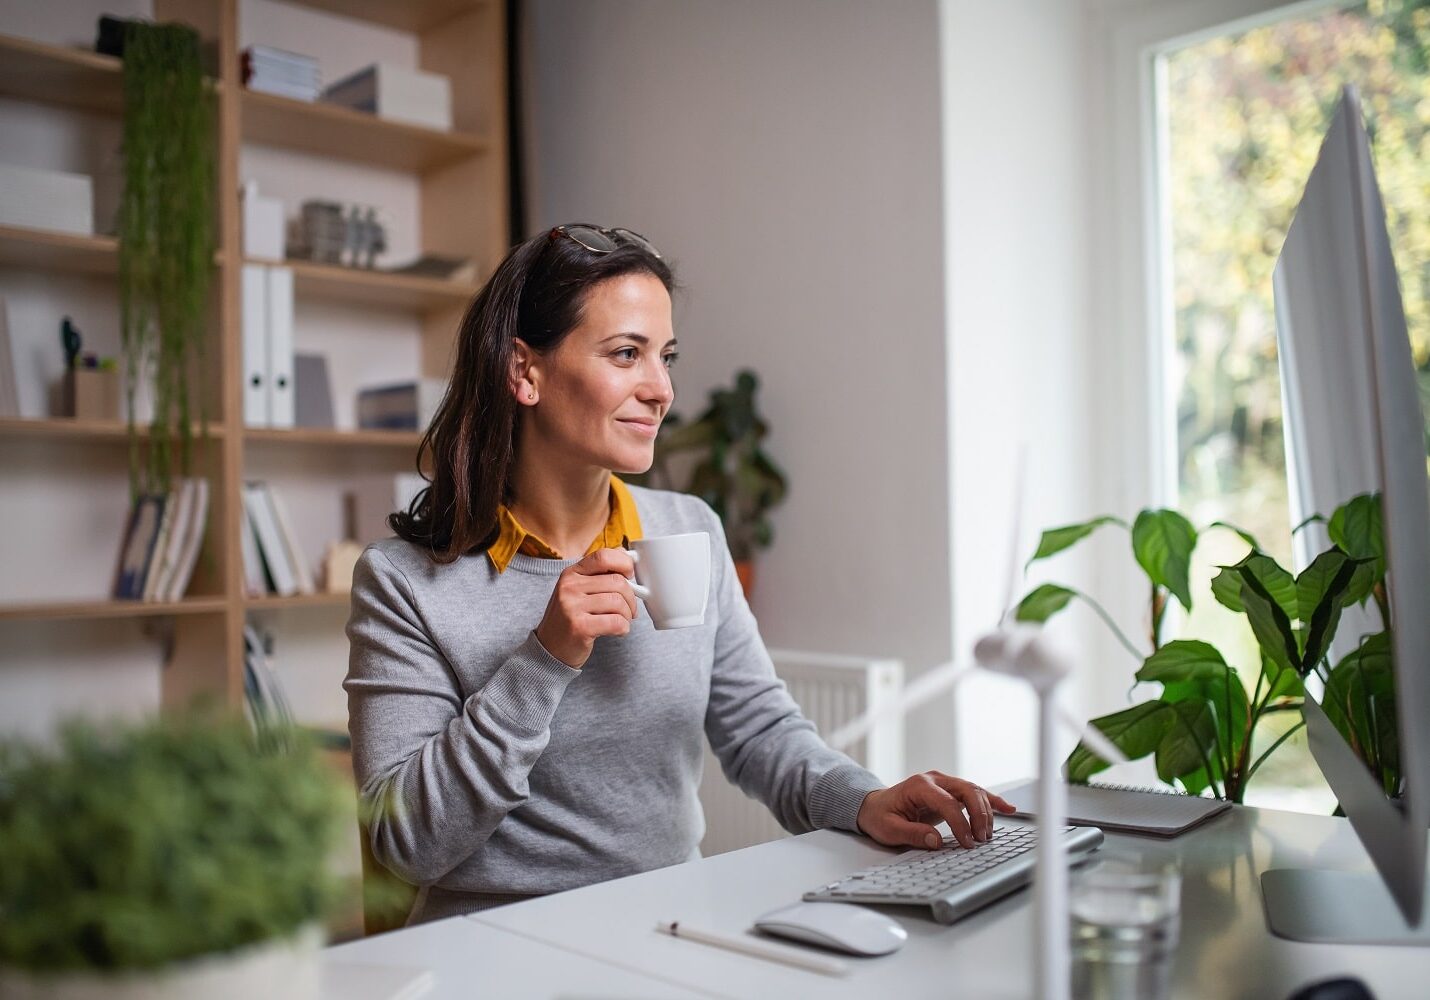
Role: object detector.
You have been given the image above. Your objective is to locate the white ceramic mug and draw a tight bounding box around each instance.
[628,532,711,629]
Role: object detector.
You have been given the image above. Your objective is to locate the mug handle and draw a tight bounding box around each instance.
[626,548,651,599]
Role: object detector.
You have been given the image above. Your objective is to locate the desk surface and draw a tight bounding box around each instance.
[331,804,1430,1000]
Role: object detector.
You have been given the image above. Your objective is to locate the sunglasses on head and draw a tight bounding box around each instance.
[549,224,662,260]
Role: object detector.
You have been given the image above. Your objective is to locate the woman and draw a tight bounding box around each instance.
[345,224,1014,924]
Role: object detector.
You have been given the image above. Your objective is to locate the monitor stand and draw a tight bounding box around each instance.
[1262,869,1430,945]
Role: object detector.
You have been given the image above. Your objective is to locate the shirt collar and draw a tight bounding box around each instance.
[487,476,644,573]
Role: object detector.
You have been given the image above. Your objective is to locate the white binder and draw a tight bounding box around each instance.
[266,266,295,428]
[241,265,268,427]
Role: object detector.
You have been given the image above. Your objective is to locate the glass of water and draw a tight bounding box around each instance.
[1070,857,1181,1000]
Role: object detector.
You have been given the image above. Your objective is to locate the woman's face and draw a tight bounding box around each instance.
[520,272,678,475]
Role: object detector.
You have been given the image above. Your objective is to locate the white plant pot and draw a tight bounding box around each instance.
[0,924,322,1000]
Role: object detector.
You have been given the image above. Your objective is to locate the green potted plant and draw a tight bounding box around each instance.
[1014,493,1393,804]
[640,370,788,596]
[117,19,215,498]
[0,713,348,999]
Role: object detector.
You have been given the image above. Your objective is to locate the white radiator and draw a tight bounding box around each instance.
[698,649,905,857]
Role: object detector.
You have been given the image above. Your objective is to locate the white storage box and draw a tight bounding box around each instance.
[323,63,453,132]
[241,181,285,260]
[0,163,94,236]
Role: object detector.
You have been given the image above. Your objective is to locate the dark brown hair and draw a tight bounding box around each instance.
[390,227,675,562]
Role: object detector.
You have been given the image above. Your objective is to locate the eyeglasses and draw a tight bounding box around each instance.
[549,224,662,260]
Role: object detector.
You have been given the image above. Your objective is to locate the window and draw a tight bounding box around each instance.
[1157,0,1430,809]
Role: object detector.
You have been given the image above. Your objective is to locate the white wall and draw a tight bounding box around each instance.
[528,0,955,771]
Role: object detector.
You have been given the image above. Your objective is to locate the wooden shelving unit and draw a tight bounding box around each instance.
[0,417,225,441]
[244,426,423,448]
[259,257,475,311]
[0,0,508,704]
[241,91,488,173]
[0,597,228,622]
[0,33,124,114]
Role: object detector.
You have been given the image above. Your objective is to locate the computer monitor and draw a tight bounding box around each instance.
[1264,85,1430,944]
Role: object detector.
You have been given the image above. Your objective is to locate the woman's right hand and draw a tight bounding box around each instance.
[534,548,640,668]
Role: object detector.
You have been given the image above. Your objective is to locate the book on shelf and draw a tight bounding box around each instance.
[0,295,18,418]
[294,353,335,429]
[242,45,321,102]
[111,478,210,602]
[357,379,447,431]
[242,482,313,597]
[241,264,296,429]
[113,494,166,600]
[240,503,268,598]
[243,623,294,731]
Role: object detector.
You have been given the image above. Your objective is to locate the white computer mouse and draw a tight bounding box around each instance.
[753,901,908,956]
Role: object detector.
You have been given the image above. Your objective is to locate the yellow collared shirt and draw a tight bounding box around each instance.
[487,476,644,573]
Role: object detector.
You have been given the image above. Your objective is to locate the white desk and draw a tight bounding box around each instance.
[322,909,707,998]
[330,805,1430,999]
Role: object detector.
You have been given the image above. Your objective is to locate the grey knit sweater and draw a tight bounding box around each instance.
[344,484,884,923]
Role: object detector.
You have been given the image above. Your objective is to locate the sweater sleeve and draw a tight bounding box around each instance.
[344,547,579,885]
[699,508,885,835]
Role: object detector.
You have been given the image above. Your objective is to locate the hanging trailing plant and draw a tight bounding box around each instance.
[118,20,215,498]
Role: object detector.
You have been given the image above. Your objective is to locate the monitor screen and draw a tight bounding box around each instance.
[1273,86,1430,927]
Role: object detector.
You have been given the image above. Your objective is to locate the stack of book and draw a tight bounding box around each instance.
[322,63,452,131]
[241,45,321,102]
[112,478,211,602]
[240,481,315,598]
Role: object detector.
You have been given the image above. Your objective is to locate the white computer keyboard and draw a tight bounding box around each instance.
[804,822,1104,924]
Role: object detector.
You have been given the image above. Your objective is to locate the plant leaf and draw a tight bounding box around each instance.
[1236,566,1301,676]
[1328,492,1385,581]
[1026,517,1124,568]
[1323,632,1395,782]
[1298,551,1362,672]
[1264,652,1304,700]
[1163,671,1250,784]
[1207,520,1261,551]
[1211,553,1295,618]
[1063,701,1172,783]
[1135,640,1229,684]
[1155,699,1218,785]
[1014,584,1076,624]
[1132,509,1198,610]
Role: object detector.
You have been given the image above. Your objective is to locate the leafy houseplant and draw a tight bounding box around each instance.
[118,20,215,498]
[0,714,347,998]
[1015,493,1394,804]
[639,370,788,595]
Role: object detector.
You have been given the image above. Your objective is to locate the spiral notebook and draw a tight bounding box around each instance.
[1003,780,1232,837]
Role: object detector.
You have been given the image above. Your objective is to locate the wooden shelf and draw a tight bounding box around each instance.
[0,33,124,115]
[244,427,422,448]
[0,225,119,275]
[246,592,350,610]
[283,0,488,33]
[0,596,229,622]
[254,257,476,311]
[0,418,226,441]
[241,90,488,173]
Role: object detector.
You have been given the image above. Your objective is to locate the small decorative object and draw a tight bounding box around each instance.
[640,370,787,597]
[117,18,216,500]
[0,713,347,999]
[288,199,387,268]
[321,538,364,594]
[59,318,120,420]
[1016,493,1393,804]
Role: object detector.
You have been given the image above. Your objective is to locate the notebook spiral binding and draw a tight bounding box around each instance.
[1083,780,1191,797]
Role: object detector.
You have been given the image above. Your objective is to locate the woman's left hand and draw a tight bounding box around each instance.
[856,772,1017,850]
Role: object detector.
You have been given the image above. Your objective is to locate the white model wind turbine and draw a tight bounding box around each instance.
[827,454,1124,1000]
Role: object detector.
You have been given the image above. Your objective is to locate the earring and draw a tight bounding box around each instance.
[528,390,535,401]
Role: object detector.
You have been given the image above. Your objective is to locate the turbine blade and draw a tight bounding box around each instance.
[826,660,971,752]
[1056,704,1127,765]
